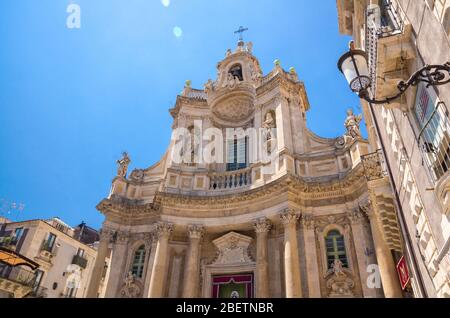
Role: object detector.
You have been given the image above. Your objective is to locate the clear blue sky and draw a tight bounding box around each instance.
[0,0,363,230]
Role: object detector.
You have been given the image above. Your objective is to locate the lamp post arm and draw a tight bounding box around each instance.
[360,63,450,105]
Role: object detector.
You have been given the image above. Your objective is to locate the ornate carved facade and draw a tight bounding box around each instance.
[87,40,405,298]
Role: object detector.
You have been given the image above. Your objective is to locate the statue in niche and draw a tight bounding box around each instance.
[225,72,238,89]
[262,111,277,155]
[262,111,276,141]
[117,152,131,178]
[344,109,363,139]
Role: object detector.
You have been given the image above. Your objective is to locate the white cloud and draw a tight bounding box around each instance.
[161,0,170,7]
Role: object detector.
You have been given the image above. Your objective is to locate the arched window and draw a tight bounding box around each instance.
[325,230,348,270]
[228,64,243,81]
[131,245,146,278]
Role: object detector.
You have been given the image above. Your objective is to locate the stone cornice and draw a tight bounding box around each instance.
[99,164,368,222]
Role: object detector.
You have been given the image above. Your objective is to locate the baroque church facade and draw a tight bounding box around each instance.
[86,40,404,298]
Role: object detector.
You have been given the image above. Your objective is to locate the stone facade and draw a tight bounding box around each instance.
[337,0,450,297]
[0,218,107,298]
[88,40,404,298]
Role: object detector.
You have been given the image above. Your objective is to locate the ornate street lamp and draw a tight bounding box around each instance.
[337,42,450,104]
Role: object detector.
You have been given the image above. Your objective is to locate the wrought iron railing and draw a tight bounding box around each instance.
[71,254,88,269]
[417,102,450,182]
[361,150,388,181]
[365,0,406,93]
[0,265,37,287]
[377,0,404,38]
[40,239,54,254]
[29,286,48,298]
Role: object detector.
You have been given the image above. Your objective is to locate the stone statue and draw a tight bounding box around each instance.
[205,79,214,93]
[262,111,276,141]
[326,259,355,297]
[344,109,363,139]
[246,42,253,54]
[124,271,135,288]
[117,152,131,178]
[226,72,238,89]
[332,259,345,277]
[120,271,141,298]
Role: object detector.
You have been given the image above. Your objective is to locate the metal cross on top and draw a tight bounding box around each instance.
[234,26,249,41]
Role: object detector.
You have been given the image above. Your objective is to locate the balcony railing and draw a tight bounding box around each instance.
[71,254,88,269]
[0,265,37,288]
[418,102,450,182]
[0,236,17,248]
[365,0,406,93]
[209,167,252,191]
[40,241,54,254]
[28,286,48,298]
[361,150,388,181]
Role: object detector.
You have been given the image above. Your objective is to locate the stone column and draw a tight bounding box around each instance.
[148,222,173,298]
[182,225,204,298]
[143,233,157,297]
[301,214,321,298]
[280,209,302,298]
[104,231,129,297]
[253,218,271,298]
[362,203,403,298]
[86,228,111,298]
[347,209,379,298]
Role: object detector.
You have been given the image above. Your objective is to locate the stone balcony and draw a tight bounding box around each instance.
[0,265,36,298]
[366,3,416,110]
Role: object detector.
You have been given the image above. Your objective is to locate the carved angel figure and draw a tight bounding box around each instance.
[117,152,131,178]
[344,109,363,139]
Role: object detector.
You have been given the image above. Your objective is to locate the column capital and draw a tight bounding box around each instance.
[116,231,130,245]
[187,225,205,240]
[99,228,115,241]
[253,218,272,234]
[359,200,375,219]
[347,209,365,224]
[280,208,300,226]
[300,213,315,230]
[154,222,174,239]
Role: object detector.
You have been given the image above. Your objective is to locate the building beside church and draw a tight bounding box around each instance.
[0,217,108,298]
[87,39,412,298]
[337,0,450,297]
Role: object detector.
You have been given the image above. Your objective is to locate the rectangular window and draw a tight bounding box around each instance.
[43,233,57,252]
[415,83,450,181]
[11,227,24,245]
[226,137,248,171]
[77,248,85,257]
[33,270,44,293]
